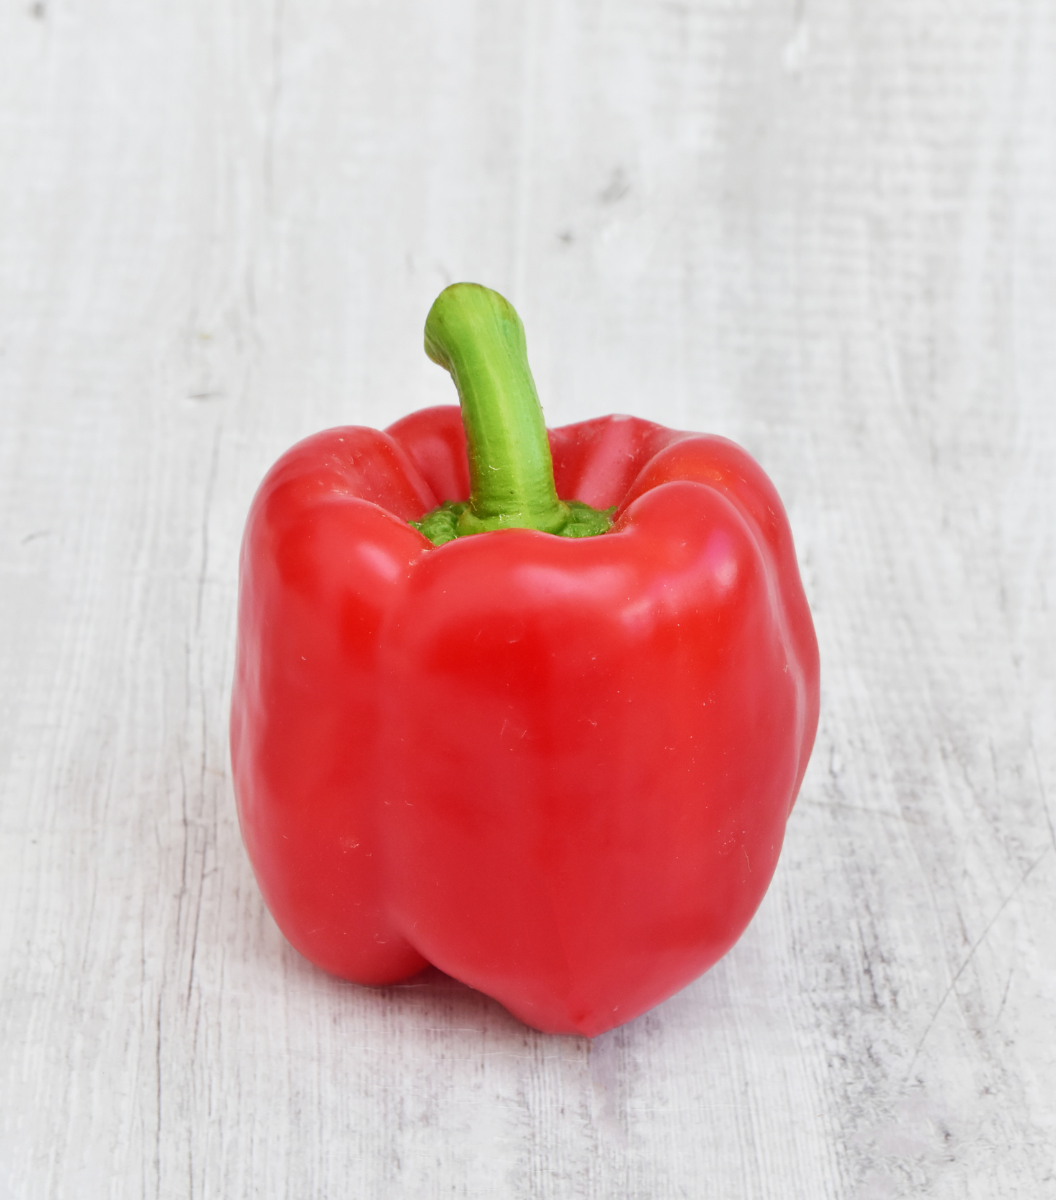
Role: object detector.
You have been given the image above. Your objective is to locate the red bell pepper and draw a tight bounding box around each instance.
[230,283,819,1036]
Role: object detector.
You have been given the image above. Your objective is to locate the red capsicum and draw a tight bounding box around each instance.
[230,283,819,1036]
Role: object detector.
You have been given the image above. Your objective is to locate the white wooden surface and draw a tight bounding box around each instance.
[2,1,1054,1196]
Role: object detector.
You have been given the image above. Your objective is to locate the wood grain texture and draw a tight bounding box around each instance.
[1,1,1053,1196]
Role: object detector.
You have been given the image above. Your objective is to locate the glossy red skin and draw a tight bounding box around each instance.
[230,406,819,1036]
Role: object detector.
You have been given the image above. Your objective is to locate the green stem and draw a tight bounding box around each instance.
[424,284,571,536]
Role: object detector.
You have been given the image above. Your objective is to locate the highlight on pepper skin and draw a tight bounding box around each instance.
[230,282,820,1036]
